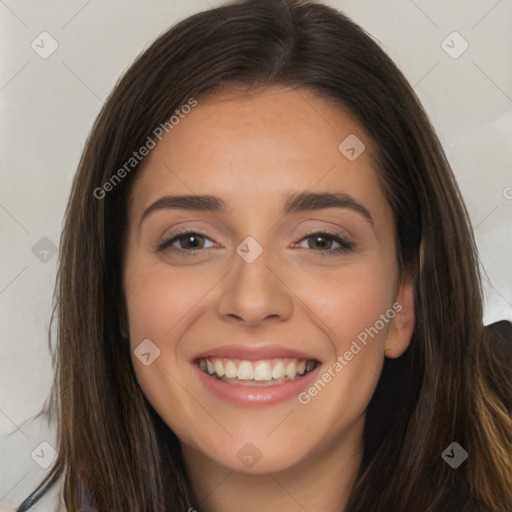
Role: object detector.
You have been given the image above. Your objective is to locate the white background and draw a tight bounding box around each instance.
[1,0,511,509]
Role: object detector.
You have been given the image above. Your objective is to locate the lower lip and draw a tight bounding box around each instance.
[192,363,322,406]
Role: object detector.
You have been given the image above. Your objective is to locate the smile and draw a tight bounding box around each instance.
[197,357,319,386]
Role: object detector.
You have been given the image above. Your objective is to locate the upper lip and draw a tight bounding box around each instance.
[192,344,320,362]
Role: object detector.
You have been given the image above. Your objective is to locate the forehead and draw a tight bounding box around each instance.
[128,85,386,220]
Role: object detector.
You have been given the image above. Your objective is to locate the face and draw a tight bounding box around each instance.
[122,85,414,475]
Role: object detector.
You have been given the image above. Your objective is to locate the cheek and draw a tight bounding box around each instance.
[125,262,208,343]
[294,261,396,422]
[306,262,396,354]
[125,266,214,445]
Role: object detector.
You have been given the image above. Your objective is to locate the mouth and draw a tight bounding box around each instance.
[196,357,320,387]
[191,344,323,405]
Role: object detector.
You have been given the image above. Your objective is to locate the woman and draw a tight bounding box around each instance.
[16,0,511,511]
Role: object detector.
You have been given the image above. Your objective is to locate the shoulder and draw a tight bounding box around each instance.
[484,319,512,361]
[483,319,512,410]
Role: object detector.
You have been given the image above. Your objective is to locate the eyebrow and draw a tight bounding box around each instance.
[139,191,374,227]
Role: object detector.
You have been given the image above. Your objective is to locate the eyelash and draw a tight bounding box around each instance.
[156,228,355,258]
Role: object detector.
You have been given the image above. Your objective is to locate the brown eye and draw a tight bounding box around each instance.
[296,231,355,256]
[307,234,334,250]
[175,233,205,250]
[157,231,215,253]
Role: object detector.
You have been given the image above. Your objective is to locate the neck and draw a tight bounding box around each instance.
[182,417,364,512]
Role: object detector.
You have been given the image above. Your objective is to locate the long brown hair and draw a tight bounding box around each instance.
[17,1,511,510]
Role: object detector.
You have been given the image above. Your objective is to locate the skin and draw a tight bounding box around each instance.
[122,85,415,512]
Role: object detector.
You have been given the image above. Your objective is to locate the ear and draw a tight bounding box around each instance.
[384,279,415,359]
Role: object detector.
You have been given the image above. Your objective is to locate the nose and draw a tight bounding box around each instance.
[216,244,294,327]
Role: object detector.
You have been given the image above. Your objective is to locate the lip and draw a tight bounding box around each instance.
[191,343,319,362]
[192,359,322,406]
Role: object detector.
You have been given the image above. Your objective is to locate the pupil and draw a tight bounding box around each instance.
[313,236,329,249]
[185,235,201,249]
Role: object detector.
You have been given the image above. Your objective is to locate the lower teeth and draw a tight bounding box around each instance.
[220,376,295,386]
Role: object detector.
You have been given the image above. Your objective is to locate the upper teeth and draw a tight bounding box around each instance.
[198,357,316,381]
